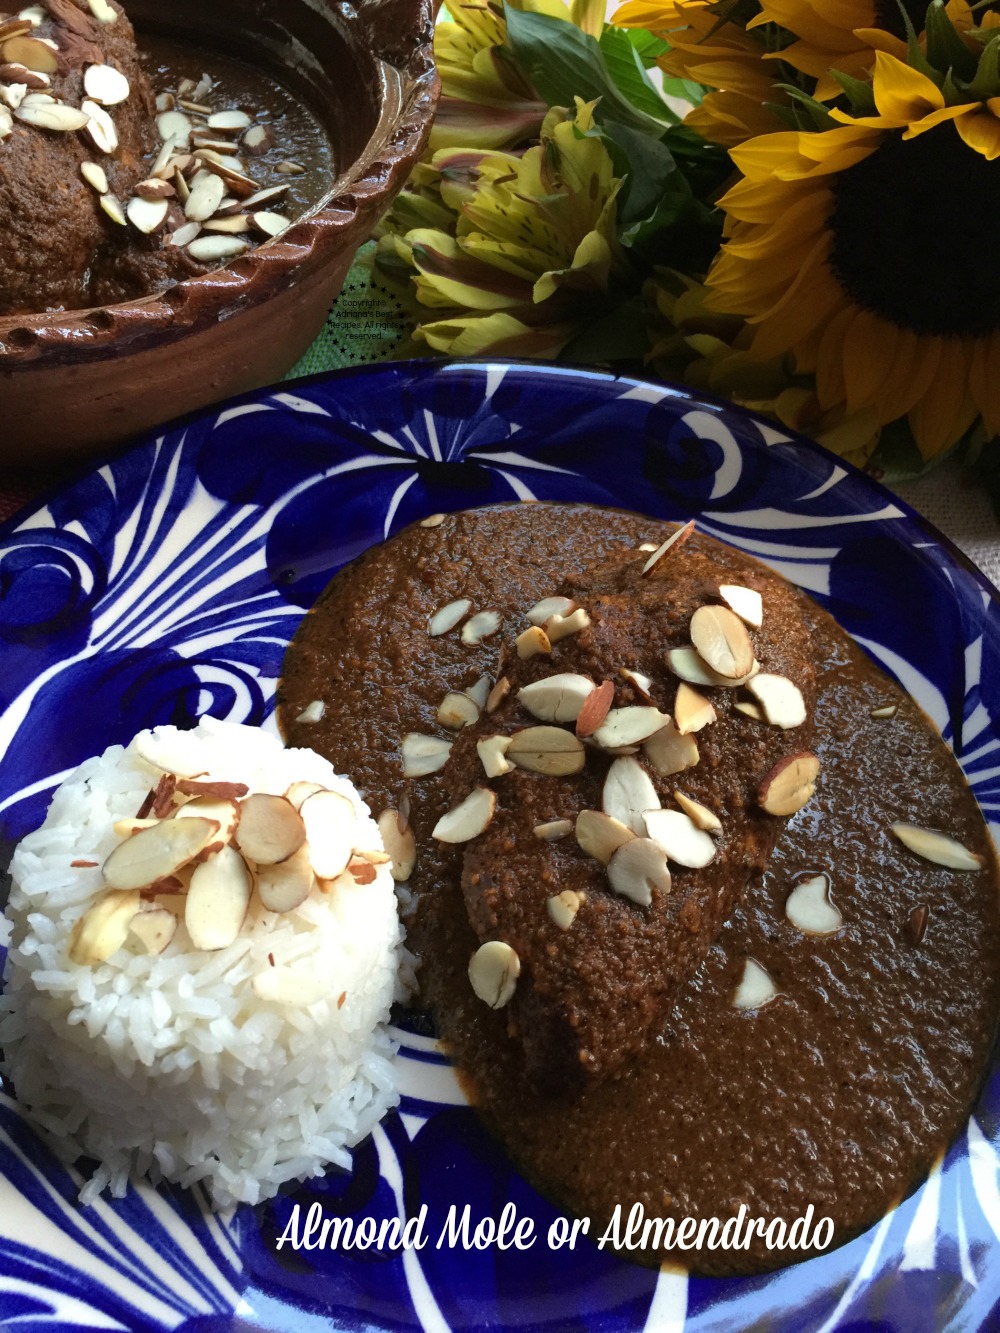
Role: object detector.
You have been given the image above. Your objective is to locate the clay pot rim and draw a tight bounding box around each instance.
[0,34,437,367]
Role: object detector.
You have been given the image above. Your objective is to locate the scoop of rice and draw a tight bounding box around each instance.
[0,717,403,1209]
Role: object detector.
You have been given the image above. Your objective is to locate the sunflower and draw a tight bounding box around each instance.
[613,0,789,145]
[704,47,1000,456]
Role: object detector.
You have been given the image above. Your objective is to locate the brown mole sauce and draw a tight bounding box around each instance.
[278,503,1000,1277]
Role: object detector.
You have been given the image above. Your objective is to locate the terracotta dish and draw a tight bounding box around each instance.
[0,0,437,463]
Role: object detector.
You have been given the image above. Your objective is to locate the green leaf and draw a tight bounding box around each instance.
[830,69,877,116]
[502,4,672,133]
[593,119,680,226]
[559,294,649,363]
[964,34,1000,100]
[773,82,838,130]
[895,0,940,80]
[622,27,670,67]
[867,417,957,483]
[925,0,977,79]
[599,27,682,123]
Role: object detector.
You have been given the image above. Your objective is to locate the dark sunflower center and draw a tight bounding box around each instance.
[827,122,1000,337]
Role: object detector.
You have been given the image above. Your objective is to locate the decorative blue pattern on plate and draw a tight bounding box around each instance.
[0,359,998,1332]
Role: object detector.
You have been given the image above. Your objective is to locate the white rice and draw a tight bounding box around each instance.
[0,717,404,1209]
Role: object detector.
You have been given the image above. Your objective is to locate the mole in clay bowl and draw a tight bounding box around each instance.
[0,0,437,463]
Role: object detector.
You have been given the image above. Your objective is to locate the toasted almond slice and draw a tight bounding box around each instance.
[428,598,471,636]
[174,795,240,845]
[734,701,765,721]
[673,791,721,832]
[607,838,671,907]
[507,726,585,776]
[401,732,452,778]
[184,844,253,950]
[250,210,289,238]
[641,520,695,575]
[284,780,325,810]
[236,793,306,865]
[86,0,118,21]
[208,108,252,131]
[576,809,635,864]
[576,679,614,737]
[112,816,160,837]
[0,86,24,114]
[80,160,108,193]
[719,584,763,628]
[516,626,551,659]
[545,607,591,643]
[3,34,56,72]
[593,706,669,750]
[300,790,357,879]
[433,787,496,843]
[758,753,820,816]
[527,595,575,626]
[638,542,658,552]
[785,874,842,935]
[870,704,898,719]
[674,683,716,735]
[295,698,325,724]
[128,905,178,955]
[188,235,250,261]
[477,734,513,778]
[890,823,984,871]
[437,691,480,730]
[461,610,502,644]
[82,99,117,153]
[155,91,175,111]
[242,122,274,155]
[69,888,141,965]
[100,192,126,225]
[103,816,221,891]
[690,604,754,680]
[157,108,192,144]
[377,809,417,881]
[15,100,89,130]
[465,674,491,709]
[518,673,595,724]
[203,213,252,234]
[469,939,519,1008]
[168,221,200,247]
[547,890,582,930]
[236,183,290,211]
[83,62,129,105]
[534,818,574,841]
[347,855,377,885]
[256,842,314,911]
[733,958,778,1011]
[252,965,327,1005]
[275,159,306,174]
[486,675,511,712]
[602,756,660,835]
[126,195,168,234]
[644,808,716,868]
[420,511,445,528]
[184,168,225,221]
[645,719,698,778]
[620,667,653,702]
[0,19,33,39]
[667,646,756,689]
[747,674,807,729]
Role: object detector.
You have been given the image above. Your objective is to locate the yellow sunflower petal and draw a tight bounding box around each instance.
[871,51,945,123]
[954,107,1000,160]
[907,338,977,456]
[841,309,900,413]
[969,333,1000,437]
[902,104,977,139]
[814,304,857,406]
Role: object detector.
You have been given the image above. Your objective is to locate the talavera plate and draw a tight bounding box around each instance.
[0,360,997,1332]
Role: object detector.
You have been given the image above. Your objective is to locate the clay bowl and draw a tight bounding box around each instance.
[0,0,438,464]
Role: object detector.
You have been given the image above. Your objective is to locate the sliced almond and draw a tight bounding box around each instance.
[83,62,129,105]
[126,195,168,234]
[14,100,89,130]
[545,607,591,643]
[733,958,778,1011]
[401,732,452,778]
[242,122,274,155]
[0,19,33,40]
[516,626,551,660]
[234,183,289,211]
[1,62,47,87]
[295,699,325,724]
[157,108,192,144]
[645,719,698,778]
[419,511,445,528]
[0,85,25,112]
[747,674,807,729]
[575,679,614,737]
[734,700,764,721]
[187,235,249,261]
[256,842,314,912]
[690,604,754,680]
[2,34,56,72]
[112,816,160,837]
[284,780,325,810]
[300,790,357,879]
[644,808,716,868]
[673,790,721,832]
[641,520,695,575]
[174,796,240,846]
[547,890,582,930]
[437,691,480,730]
[208,108,252,131]
[506,726,585,776]
[870,703,898,719]
[477,734,513,778]
[638,543,658,552]
[252,966,327,1006]
[758,752,820,816]
[167,221,200,247]
[204,213,253,234]
[80,160,108,193]
[184,169,225,221]
[86,0,119,22]
[518,673,595,724]
[620,667,653,702]
[461,609,502,644]
[103,816,221,891]
[602,755,660,835]
[575,809,635,864]
[428,598,470,636]
[69,888,141,966]
[486,676,511,712]
[593,706,669,750]
[275,159,306,174]
[466,674,491,709]
[377,809,417,881]
[236,793,306,865]
[250,211,289,238]
[667,646,756,689]
[469,940,519,1009]
[534,818,574,841]
[432,787,496,843]
[82,99,117,153]
[347,856,377,886]
[890,823,984,871]
[607,838,671,907]
[527,595,575,626]
[128,906,178,955]
[99,192,126,225]
[785,874,842,935]
[673,683,716,735]
[185,844,253,950]
[719,584,763,628]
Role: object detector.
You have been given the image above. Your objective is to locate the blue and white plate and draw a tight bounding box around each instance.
[0,359,998,1332]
